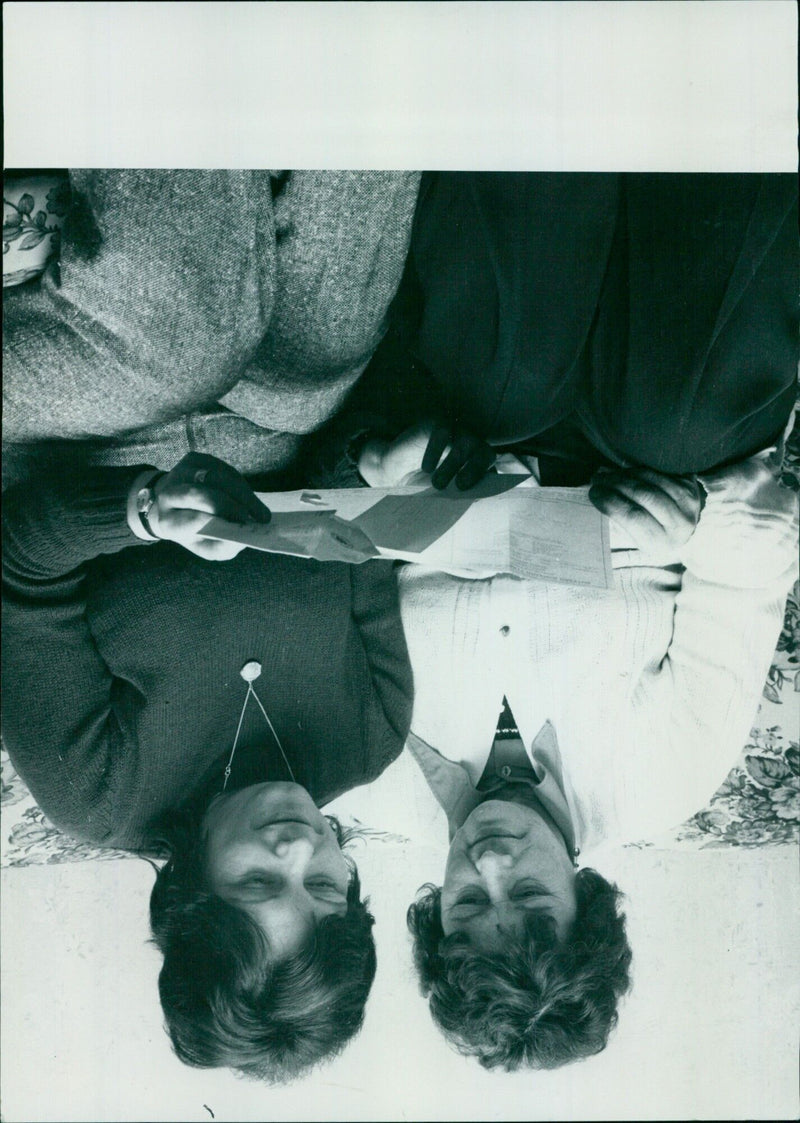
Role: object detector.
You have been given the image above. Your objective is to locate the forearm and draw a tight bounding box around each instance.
[2,467,153,842]
[3,170,273,443]
[1,574,132,843]
[622,549,796,839]
[3,466,155,590]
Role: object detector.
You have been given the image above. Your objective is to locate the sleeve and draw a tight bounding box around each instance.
[349,561,414,775]
[2,169,275,443]
[1,468,156,844]
[614,462,799,840]
[332,225,449,430]
[217,170,423,435]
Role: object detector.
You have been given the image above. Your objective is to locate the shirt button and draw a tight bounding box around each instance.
[499,625,510,636]
[500,765,512,778]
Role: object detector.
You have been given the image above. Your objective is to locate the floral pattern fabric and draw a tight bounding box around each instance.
[663,417,799,851]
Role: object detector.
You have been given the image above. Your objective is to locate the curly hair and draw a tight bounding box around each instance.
[406,867,632,1071]
[149,809,376,1084]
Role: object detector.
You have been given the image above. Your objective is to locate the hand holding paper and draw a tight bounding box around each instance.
[200,478,613,589]
[359,420,496,491]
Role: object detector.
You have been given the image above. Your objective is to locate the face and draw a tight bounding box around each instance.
[203,782,350,960]
[440,797,578,953]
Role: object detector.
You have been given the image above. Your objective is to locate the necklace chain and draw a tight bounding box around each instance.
[223,681,295,790]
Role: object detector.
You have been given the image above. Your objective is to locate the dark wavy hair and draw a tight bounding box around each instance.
[406,867,632,1071]
[149,807,376,1084]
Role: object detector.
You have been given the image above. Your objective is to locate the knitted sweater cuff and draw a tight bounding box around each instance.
[3,466,157,584]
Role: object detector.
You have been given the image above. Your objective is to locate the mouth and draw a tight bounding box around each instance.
[254,816,320,832]
[471,831,523,844]
[466,832,526,860]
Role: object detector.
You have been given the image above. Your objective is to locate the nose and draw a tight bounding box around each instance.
[260,828,316,865]
[273,836,315,861]
[472,848,515,902]
[470,837,517,863]
[474,848,514,875]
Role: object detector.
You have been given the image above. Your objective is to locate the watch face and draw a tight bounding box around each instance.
[136,486,154,516]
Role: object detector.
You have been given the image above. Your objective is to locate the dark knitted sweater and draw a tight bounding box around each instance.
[2,468,413,849]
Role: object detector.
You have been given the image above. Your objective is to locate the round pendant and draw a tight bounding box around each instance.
[240,660,262,682]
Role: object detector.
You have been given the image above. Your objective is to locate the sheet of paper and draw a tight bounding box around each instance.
[349,474,522,553]
[254,487,394,519]
[400,487,612,588]
[199,511,378,565]
[200,479,613,587]
[508,489,613,586]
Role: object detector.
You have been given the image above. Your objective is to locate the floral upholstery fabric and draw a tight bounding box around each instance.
[664,417,799,851]
[2,426,798,866]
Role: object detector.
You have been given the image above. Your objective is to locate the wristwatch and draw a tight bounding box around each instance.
[136,483,158,538]
[127,469,164,541]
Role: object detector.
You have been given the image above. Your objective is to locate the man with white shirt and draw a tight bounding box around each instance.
[357,421,799,1070]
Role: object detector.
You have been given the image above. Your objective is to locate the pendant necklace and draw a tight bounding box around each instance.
[222,660,295,790]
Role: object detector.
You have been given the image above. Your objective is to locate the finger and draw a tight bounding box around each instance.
[197,459,271,523]
[162,451,226,488]
[627,469,702,519]
[596,467,700,513]
[151,507,223,542]
[403,419,438,445]
[157,484,268,526]
[430,432,481,490]
[159,454,271,523]
[609,478,691,534]
[185,538,247,562]
[153,509,249,560]
[590,476,684,534]
[422,425,454,474]
[454,442,496,490]
[357,439,393,487]
[588,484,662,545]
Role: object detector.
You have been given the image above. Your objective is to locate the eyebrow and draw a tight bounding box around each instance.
[452,878,551,900]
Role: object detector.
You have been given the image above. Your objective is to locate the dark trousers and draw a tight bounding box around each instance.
[400,172,798,479]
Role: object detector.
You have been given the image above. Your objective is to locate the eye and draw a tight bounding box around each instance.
[511,880,549,901]
[240,875,268,888]
[304,878,346,899]
[234,874,281,896]
[452,889,490,913]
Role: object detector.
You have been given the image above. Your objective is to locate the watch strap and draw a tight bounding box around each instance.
[127,468,163,541]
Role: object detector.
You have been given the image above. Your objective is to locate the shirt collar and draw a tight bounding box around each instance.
[406,721,578,857]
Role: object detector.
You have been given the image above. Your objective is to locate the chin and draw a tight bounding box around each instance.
[477,783,542,810]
